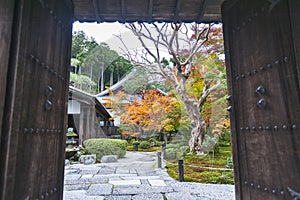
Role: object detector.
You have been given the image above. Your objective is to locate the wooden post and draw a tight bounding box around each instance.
[162,142,166,159]
[157,152,162,168]
[178,159,184,182]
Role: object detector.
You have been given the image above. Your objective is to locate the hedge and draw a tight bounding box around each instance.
[83,138,127,160]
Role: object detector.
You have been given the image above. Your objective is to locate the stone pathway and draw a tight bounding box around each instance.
[64,152,235,200]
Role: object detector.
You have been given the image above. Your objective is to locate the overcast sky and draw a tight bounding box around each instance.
[73,21,147,55]
[72,21,171,58]
[72,21,129,43]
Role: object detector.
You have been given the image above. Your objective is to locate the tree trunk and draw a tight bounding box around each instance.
[176,79,207,153]
[110,71,114,86]
[101,64,104,92]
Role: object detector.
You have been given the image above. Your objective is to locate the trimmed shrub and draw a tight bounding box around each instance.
[139,141,151,149]
[164,143,189,160]
[83,138,127,160]
[148,138,162,147]
[132,141,140,145]
[165,148,178,160]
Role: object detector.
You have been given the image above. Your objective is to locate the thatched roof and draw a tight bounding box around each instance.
[73,0,224,23]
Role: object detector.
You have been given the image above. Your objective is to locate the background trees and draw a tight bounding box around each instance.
[71,30,133,94]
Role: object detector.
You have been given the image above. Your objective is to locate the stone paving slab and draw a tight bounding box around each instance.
[65,169,80,175]
[64,190,104,200]
[148,179,166,186]
[64,174,81,181]
[122,176,160,180]
[64,183,90,191]
[86,184,113,196]
[110,173,138,177]
[103,195,132,200]
[79,169,100,175]
[165,191,196,200]
[113,185,174,195]
[91,175,109,183]
[109,180,141,186]
[131,193,165,200]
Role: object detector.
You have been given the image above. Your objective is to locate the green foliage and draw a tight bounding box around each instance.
[105,56,134,86]
[199,171,234,184]
[72,30,98,64]
[70,72,97,93]
[132,141,140,145]
[82,44,119,83]
[148,138,161,147]
[201,135,218,154]
[83,138,127,160]
[225,157,233,169]
[71,30,133,94]
[164,143,189,160]
[165,148,178,160]
[218,129,231,147]
[139,141,151,149]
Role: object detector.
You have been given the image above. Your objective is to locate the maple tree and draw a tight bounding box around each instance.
[116,23,226,153]
[116,90,184,140]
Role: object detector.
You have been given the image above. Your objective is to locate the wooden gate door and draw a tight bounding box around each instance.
[222,0,300,199]
[0,0,72,199]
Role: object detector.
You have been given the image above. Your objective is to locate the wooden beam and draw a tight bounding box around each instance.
[121,0,126,21]
[92,0,101,23]
[147,0,153,22]
[174,0,182,22]
[197,0,208,22]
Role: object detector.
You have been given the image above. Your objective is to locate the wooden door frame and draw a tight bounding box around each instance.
[222,0,300,199]
[0,0,73,199]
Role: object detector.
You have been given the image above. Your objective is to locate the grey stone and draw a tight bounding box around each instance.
[109,180,141,186]
[140,179,149,185]
[148,179,166,186]
[99,166,116,174]
[122,176,157,180]
[79,174,94,183]
[80,154,96,165]
[91,175,109,184]
[65,160,70,169]
[65,168,81,175]
[64,190,104,200]
[101,155,118,163]
[113,186,174,195]
[165,192,196,200]
[64,174,82,184]
[64,183,90,191]
[132,193,165,200]
[86,184,113,196]
[104,196,132,200]
[79,169,100,175]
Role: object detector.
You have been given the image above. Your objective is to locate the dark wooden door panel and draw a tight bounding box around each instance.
[222,0,300,199]
[0,0,15,148]
[0,0,72,199]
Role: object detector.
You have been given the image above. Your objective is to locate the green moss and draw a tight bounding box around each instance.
[165,145,234,184]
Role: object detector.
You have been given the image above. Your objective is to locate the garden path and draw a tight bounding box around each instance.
[63,151,235,200]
